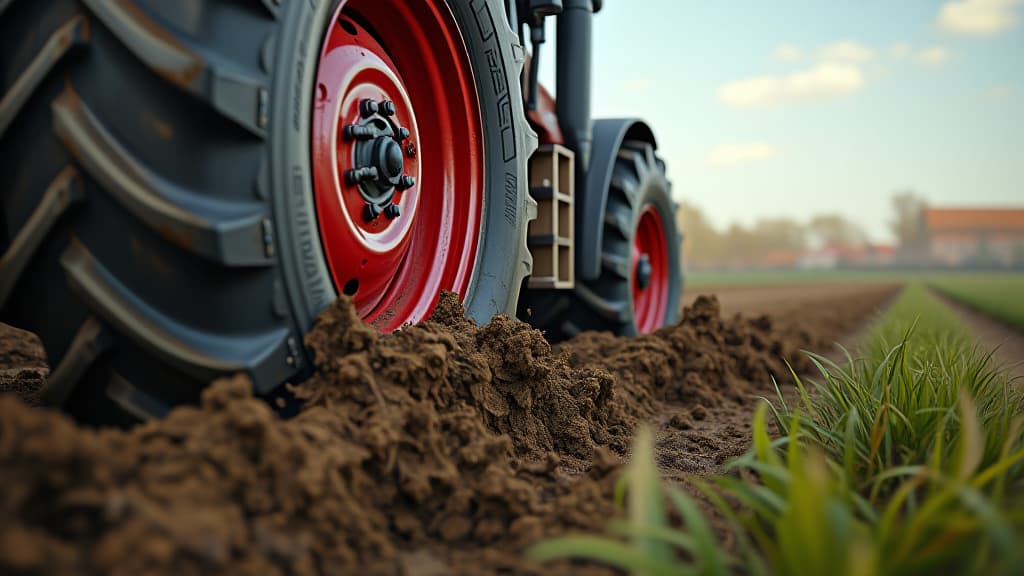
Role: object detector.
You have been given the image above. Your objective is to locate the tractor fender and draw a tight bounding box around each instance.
[577,118,658,281]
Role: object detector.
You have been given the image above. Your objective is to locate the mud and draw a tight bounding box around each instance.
[0,285,897,575]
[0,323,48,407]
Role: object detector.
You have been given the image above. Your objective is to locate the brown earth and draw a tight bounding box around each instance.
[0,283,898,575]
[0,324,47,408]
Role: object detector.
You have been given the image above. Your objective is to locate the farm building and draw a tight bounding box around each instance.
[921,208,1024,267]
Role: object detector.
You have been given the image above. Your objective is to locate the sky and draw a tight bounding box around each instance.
[537,0,1024,243]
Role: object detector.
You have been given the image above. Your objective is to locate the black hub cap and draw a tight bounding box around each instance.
[636,254,652,290]
[343,99,416,221]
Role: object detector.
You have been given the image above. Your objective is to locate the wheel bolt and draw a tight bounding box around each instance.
[396,175,415,191]
[345,166,379,185]
[359,99,379,118]
[379,100,396,116]
[397,127,410,141]
[384,204,401,219]
[363,202,383,222]
[343,125,377,141]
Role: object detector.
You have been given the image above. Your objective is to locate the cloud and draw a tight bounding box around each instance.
[916,46,951,66]
[984,84,1016,100]
[718,63,865,109]
[820,41,875,63]
[773,43,803,63]
[938,0,1021,35]
[889,43,913,59]
[707,144,779,168]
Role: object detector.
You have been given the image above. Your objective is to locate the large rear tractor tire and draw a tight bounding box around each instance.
[524,141,682,338]
[0,0,535,424]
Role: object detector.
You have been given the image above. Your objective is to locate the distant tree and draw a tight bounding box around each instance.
[677,200,725,269]
[890,190,928,257]
[723,223,758,268]
[677,201,872,270]
[807,214,867,248]
[751,218,806,252]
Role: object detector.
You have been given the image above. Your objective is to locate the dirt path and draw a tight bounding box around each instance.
[932,291,1024,381]
[0,284,900,575]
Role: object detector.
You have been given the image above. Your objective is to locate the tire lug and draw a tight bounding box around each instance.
[345,166,379,185]
[396,175,415,191]
[343,125,377,141]
[384,204,401,220]
[396,127,410,141]
[379,100,396,117]
[359,99,379,118]
[363,203,383,222]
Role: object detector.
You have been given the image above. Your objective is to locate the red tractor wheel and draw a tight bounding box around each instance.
[632,205,672,334]
[0,0,534,423]
[313,2,488,331]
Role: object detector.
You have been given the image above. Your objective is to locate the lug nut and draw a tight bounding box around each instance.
[384,204,401,219]
[379,100,396,116]
[396,127,410,141]
[363,202,383,222]
[396,175,415,191]
[359,99,379,118]
[343,125,377,141]
[345,166,379,185]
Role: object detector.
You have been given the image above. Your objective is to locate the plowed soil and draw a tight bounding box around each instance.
[0,283,898,575]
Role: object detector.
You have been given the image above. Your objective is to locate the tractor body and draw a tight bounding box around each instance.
[0,0,682,423]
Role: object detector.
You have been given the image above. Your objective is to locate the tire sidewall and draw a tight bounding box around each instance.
[270,0,338,341]
[446,0,535,325]
[269,0,533,340]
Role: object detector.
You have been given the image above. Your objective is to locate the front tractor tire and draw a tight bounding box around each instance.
[0,0,534,424]
[525,141,683,338]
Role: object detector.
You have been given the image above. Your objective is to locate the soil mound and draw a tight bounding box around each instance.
[0,294,835,575]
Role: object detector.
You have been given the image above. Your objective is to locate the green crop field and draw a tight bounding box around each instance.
[530,283,1024,576]
[929,273,1024,329]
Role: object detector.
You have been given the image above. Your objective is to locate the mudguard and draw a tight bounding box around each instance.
[577,118,658,281]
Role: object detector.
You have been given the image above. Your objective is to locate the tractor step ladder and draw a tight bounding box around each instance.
[527,144,574,289]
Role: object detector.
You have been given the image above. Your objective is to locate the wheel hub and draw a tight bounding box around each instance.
[636,254,652,290]
[342,100,416,221]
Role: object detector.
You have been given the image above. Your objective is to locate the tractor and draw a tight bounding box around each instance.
[0,0,682,423]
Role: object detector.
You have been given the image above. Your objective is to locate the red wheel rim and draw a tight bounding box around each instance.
[632,205,670,333]
[311,0,483,331]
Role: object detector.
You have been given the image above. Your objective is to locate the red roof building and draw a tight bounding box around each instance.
[922,208,1024,267]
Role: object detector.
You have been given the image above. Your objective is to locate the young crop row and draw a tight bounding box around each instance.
[530,283,1024,576]
[928,273,1024,329]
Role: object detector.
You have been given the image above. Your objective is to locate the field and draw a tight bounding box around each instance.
[928,273,1024,329]
[533,282,1024,575]
[1,273,1022,574]
[686,269,912,288]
